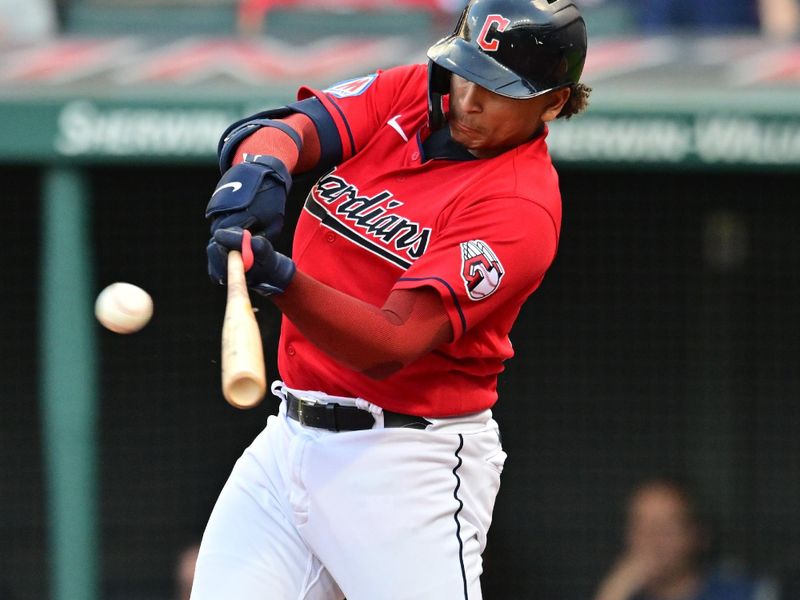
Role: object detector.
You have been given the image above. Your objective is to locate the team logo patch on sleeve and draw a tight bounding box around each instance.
[324,74,378,98]
[460,240,505,300]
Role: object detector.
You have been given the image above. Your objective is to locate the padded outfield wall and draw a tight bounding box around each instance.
[2,32,800,600]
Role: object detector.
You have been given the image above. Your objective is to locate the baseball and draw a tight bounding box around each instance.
[94,282,153,334]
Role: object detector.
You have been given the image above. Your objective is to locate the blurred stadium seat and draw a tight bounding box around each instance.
[64,0,239,35]
[258,7,437,41]
[59,0,637,43]
[240,0,444,40]
[62,0,442,37]
[578,0,637,37]
[0,0,57,42]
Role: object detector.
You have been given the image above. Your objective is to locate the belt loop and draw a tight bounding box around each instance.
[326,402,340,432]
[271,380,287,401]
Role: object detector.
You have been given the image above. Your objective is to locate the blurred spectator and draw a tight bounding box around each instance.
[0,0,56,43]
[174,542,200,600]
[759,0,800,39]
[237,0,458,36]
[635,0,799,39]
[594,477,777,600]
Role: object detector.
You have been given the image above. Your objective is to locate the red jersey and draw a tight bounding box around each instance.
[279,64,562,417]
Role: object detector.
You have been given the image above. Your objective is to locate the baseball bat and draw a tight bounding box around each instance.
[221,250,266,409]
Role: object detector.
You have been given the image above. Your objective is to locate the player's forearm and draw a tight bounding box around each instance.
[234,113,321,174]
[272,271,451,379]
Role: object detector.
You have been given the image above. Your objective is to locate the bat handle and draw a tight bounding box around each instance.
[226,250,248,302]
[221,250,267,409]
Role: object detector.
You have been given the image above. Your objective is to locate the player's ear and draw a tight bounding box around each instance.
[540,88,571,123]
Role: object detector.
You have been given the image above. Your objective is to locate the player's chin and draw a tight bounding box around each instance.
[461,136,504,159]
[450,125,486,153]
[450,120,477,140]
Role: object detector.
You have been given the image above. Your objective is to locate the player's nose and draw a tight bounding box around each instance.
[459,80,484,113]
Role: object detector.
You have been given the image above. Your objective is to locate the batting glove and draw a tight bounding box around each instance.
[207,227,296,296]
[205,155,291,240]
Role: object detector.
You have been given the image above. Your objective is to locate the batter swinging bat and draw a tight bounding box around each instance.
[221,250,266,409]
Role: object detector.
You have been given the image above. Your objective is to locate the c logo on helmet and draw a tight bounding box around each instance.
[477,14,511,52]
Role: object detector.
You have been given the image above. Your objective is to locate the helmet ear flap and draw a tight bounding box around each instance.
[427,61,451,131]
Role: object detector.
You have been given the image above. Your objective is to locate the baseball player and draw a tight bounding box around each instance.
[193,0,590,598]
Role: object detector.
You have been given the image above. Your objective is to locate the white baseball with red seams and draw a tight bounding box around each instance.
[94,282,153,334]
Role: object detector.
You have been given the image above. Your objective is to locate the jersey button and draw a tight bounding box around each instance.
[411,151,419,161]
[287,345,296,356]
[325,232,336,243]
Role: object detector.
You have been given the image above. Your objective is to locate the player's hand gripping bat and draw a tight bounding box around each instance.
[221,250,267,409]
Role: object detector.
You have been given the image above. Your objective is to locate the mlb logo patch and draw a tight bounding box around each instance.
[460,240,505,301]
[324,74,378,98]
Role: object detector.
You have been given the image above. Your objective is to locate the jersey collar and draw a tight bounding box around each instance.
[420,123,547,162]
[419,126,477,162]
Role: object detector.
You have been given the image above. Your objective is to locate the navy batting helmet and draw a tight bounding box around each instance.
[427,0,587,128]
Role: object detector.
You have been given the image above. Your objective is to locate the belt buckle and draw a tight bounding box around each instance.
[294,397,345,432]
[293,395,321,429]
[290,392,375,432]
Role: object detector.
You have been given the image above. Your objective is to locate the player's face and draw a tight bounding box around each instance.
[447,74,570,158]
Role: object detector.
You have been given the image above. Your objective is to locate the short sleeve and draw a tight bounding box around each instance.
[393,197,559,341]
[296,64,425,163]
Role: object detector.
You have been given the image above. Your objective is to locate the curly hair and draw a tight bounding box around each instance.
[557,83,592,120]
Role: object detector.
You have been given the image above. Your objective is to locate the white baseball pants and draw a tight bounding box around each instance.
[191,385,506,600]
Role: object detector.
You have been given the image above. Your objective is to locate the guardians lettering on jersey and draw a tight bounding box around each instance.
[304,169,432,269]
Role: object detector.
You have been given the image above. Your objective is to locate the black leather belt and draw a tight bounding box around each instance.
[285,391,430,432]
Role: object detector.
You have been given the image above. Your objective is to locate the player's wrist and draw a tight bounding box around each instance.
[207,227,296,296]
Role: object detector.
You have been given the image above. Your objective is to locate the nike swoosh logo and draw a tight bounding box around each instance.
[387,114,408,142]
[213,182,242,196]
